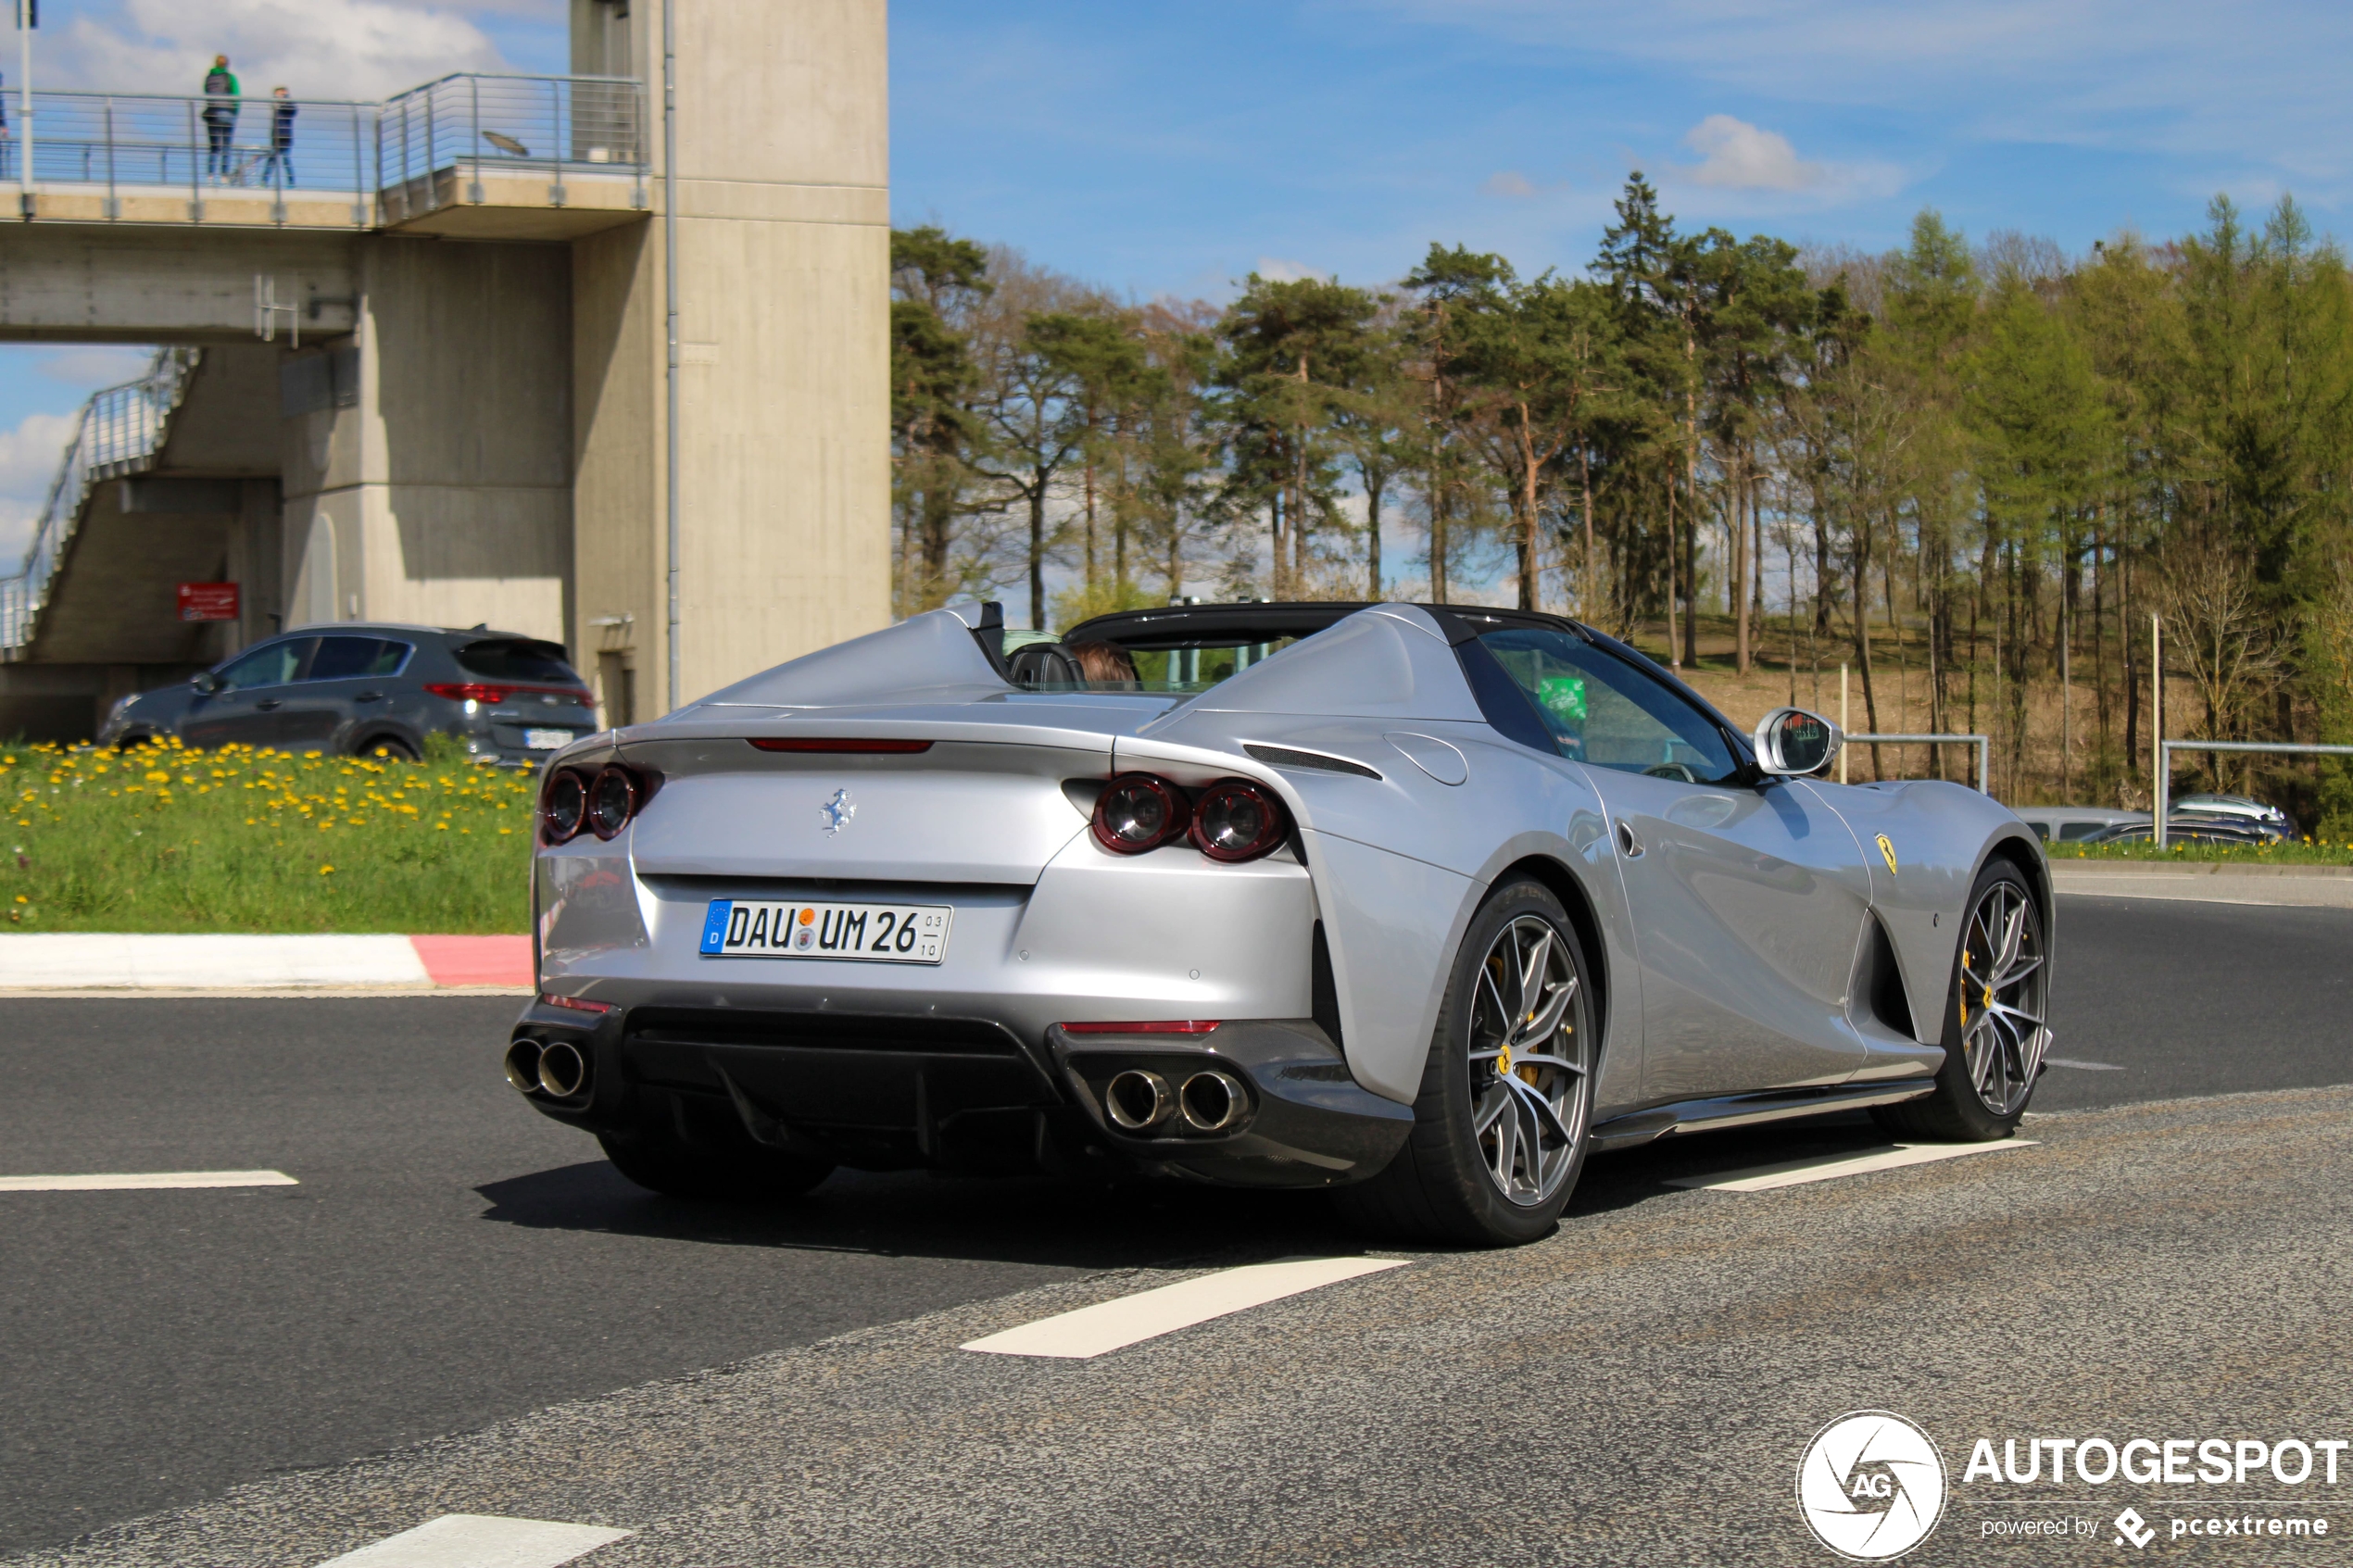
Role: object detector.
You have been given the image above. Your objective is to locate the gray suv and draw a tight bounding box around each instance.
[99,623,598,765]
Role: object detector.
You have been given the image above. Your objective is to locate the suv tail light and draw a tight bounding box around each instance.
[1189,778,1288,862]
[1091,772,1191,854]
[426,682,594,705]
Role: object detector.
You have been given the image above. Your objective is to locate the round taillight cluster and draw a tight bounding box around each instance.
[541,763,652,845]
[1089,773,1289,863]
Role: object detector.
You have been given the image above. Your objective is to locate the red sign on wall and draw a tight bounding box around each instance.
[177,583,240,622]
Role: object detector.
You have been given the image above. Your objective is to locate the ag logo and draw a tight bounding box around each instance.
[1797,1411,1945,1560]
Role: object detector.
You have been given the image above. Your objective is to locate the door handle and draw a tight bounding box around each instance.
[1616,821,1643,859]
[356,691,384,702]
[255,699,281,710]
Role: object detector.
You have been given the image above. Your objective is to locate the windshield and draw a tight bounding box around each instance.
[455,638,582,685]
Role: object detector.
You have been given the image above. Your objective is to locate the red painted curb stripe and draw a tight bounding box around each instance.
[409,935,535,988]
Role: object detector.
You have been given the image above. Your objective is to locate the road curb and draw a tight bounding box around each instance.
[0,934,532,993]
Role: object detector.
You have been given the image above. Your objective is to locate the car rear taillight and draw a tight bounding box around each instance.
[586,765,638,840]
[1189,778,1289,862]
[540,770,586,844]
[425,682,594,705]
[747,737,934,753]
[541,763,655,845]
[1091,772,1191,854]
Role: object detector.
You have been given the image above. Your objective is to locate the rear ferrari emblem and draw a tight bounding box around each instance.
[1875,834,1898,874]
[820,788,855,834]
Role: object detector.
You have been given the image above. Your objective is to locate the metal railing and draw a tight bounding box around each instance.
[11,91,375,216]
[1843,732,1993,794]
[0,349,201,656]
[0,74,645,219]
[377,73,645,203]
[2156,740,2353,847]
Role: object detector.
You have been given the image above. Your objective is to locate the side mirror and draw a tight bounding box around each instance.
[191,671,222,696]
[1753,707,1842,777]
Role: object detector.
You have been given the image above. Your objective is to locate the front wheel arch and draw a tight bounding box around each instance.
[1489,853,1615,1083]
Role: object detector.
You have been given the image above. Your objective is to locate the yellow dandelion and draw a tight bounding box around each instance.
[319,864,335,874]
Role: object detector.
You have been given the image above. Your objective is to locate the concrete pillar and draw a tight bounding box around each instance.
[571,0,890,714]
[283,238,575,642]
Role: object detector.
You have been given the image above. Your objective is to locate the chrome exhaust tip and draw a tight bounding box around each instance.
[535,1039,589,1099]
[1104,1069,1173,1131]
[1178,1070,1247,1133]
[504,1039,544,1095]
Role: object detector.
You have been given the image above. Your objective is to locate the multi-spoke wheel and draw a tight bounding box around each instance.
[1338,877,1597,1246]
[1876,859,2050,1142]
[1467,914,1591,1207]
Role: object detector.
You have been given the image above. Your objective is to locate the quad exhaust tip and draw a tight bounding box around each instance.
[1178,1071,1247,1134]
[1103,1069,1173,1130]
[506,1038,590,1100]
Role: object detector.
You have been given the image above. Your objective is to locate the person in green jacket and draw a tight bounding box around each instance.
[202,56,239,181]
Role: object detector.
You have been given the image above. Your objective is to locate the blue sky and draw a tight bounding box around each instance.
[5,0,2349,551]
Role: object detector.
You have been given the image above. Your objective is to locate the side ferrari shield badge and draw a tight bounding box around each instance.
[1876,833,1898,875]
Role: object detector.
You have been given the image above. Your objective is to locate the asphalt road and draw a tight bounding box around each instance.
[2,894,2349,1562]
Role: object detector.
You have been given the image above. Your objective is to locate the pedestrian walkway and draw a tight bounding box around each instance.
[0,933,531,991]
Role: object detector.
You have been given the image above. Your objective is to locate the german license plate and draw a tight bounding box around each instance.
[524,728,574,750]
[698,899,951,964]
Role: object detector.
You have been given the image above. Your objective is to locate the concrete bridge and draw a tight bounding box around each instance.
[0,0,889,740]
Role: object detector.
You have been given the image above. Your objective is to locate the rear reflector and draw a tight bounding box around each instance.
[1059,1020,1222,1035]
[540,993,614,1014]
[425,682,592,705]
[748,738,935,754]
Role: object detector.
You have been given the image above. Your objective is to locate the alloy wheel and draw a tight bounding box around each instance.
[1466,913,1589,1207]
[1957,879,2049,1117]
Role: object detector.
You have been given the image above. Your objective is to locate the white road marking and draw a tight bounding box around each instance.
[0,1170,298,1192]
[2045,1057,2125,1072]
[313,1514,631,1567]
[1667,1140,2037,1193]
[962,1257,1410,1360]
[0,933,431,991]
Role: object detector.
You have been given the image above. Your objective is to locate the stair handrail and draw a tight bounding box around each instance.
[0,346,202,656]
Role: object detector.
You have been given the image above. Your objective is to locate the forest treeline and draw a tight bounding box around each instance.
[890,176,2353,823]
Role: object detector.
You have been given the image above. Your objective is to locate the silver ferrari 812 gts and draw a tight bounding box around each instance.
[508,600,2052,1246]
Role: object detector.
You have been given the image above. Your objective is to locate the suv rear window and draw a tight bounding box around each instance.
[454,638,580,685]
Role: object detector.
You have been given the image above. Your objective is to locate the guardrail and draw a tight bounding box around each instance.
[1,74,645,220]
[0,349,201,656]
[2156,739,2353,848]
[378,74,645,204]
[11,91,375,218]
[1843,732,1992,794]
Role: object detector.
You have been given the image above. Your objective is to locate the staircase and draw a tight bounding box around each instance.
[0,348,202,659]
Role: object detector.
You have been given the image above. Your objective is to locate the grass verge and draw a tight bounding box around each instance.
[2047,839,2353,865]
[1,734,534,933]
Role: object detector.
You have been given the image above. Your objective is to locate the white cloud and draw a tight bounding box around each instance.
[33,346,156,389]
[47,0,509,101]
[0,411,79,564]
[1670,114,1906,205]
[1683,115,1816,191]
[1486,170,1540,198]
[1252,257,1333,282]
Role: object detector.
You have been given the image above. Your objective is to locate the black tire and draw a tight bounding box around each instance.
[1336,876,1597,1248]
[1873,859,2047,1142]
[358,734,419,762]
[598,1119,834,1201]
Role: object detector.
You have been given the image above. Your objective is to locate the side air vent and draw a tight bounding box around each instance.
[1245,744,1381,780]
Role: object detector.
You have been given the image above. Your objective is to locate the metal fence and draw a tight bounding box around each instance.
[1842,732,1993,793]
[11,92,376,210]
[377,73,645,198]
[1,74,645,216]
[0,349,201,655]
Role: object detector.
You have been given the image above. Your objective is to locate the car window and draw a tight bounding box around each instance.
[214,638,312,691]
[308,636,412,682]
[2057,821,2106,841]
[1477,627,1740,784]
[455,637,581,685]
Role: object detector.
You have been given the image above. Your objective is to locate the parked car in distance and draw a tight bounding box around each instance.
[2171,792,2297,837]
[2009,805,2149,844]
[2088,814,2284,847]
[99,623,596,765]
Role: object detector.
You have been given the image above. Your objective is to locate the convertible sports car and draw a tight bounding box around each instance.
[508,600,2053,1246]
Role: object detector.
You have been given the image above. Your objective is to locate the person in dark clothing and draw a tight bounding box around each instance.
[202,56,239,180]
[260,86,296,185]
